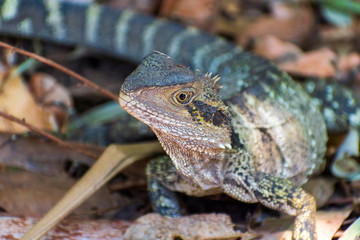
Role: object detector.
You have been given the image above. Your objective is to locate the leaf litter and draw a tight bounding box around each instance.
[0,0,359,239]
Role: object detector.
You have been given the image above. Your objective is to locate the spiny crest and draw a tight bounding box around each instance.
[204,72,221,91]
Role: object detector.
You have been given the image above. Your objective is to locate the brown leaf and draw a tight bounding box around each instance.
[0,171,120,217]
[254,36,360,80]
[253,217,292,240]
[237,3,314,47]
[0,216,130,239]
[316,207,353,240]
[214,0,248,37]
[124,213,250,240]
[160,0,220,32]
[0,132,102,175]
[0,70,57,132]
[338,53,360,82]
[280,48,337,78]
[338,53,360,72]
[254,35,302,61]
[254,206,353,240]
[302,177,336,208]
[29,73,73,129]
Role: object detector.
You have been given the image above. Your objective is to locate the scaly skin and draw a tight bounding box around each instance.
[119,52,317,240]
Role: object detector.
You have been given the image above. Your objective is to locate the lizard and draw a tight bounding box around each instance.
[0,0,359,239]
[119,51,322,239]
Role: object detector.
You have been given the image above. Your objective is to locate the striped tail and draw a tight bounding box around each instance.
[303,79,360,132]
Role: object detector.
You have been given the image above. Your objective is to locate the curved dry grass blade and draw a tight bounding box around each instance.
[21,141,163,240]
[339,217,360,240]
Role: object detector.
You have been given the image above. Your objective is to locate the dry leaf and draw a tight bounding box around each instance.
[316,207,353,240]
[303,177,336,208]
[338,53,360,73]
[0,132,102,175]
[280,48,337,78]
[0,171,120,217]
[253,217,292,240]
[237,3,314,47]
[254,206,352,240]
[0,216,130,240]
[30,73,73,129]
[0,70,57,132]
[124,213,249,240]
[254,35,302,61]
[280,48,360,80]
[160,0,220,32]
[338,53,360,82]
[254,36,360,80]
[214,0,248,37]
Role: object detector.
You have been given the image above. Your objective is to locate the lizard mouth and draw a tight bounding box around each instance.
[118,91,154,124]
[118,91,131,109]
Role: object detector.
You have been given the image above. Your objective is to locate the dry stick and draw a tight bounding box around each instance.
[0,41,119,158]
[0,41,118,101]
[0,111,99,159]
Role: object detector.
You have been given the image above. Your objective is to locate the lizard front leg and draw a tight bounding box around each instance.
[146,156,182,217]
[146,155,223,217]
[222,151,316,240]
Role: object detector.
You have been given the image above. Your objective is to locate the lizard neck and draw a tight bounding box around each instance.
[153,129,225,190]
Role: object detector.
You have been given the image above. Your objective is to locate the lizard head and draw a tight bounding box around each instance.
[119,52,232,156]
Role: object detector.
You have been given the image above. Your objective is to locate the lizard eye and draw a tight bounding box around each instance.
[173,91,194,105]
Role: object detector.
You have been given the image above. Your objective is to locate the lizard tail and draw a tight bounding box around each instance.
[302,78,360,132]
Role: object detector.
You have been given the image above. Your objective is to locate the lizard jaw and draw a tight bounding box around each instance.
[119,91,132,109]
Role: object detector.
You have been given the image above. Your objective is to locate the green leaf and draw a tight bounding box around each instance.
[322,0,360,15]
[321,5,352,27]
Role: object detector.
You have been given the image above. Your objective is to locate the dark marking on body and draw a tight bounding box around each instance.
[271,182,277,196]
[259,128,271,144]
[213,110,228,126]
[243,175,250,185]
[230,128,244,150]
[186,100,230,128]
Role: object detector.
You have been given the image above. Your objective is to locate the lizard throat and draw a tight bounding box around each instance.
[153,128,225,190]
[120,92,226,189]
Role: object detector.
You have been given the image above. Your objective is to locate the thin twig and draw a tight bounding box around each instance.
[0,111,99,159]
[0,41,118,101]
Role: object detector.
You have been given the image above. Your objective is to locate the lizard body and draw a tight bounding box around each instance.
[120,52,319,239]
[0,1,359,239]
